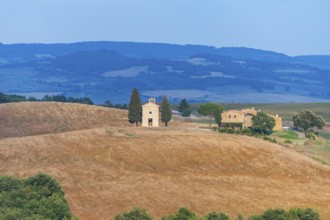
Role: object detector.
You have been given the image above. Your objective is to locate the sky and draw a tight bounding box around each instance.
[0,0,329,56]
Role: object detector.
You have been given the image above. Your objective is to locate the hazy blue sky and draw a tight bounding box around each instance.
[1,0,329,55]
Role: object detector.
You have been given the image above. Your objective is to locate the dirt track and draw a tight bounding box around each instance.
[1,102,330,219]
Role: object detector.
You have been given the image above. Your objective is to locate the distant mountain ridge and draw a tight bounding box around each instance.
[1,41,329,66]
[1,41,330,103]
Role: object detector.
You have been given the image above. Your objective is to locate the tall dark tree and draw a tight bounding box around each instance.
[252,111,275,136]
[198,103,224,127]
[293,110,326,136]
[161,95,172,126]
[214,107,223,128]
[178,99,191,117]
[128,88,142,126]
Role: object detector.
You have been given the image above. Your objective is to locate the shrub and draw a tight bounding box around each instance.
[306,131,316,140]
[227,129,235,134]
[0,174,73,220]
[241,128,251,135]
[115,207,153,220]
[262,136,277,143]
[289,208,321,220]
[284,139,293,144]
[247,215,263,220]
[236,215,244,220]
[262,208,289,220]
[205,211,230,220]
[161,208,198,220]
[218,128,227,133]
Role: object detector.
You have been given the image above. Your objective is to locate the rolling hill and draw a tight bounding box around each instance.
[1,102,330,219]
[0,102,129,138]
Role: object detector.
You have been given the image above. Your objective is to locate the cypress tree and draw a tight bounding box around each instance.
[161,95,172,126]
[128,88,142,126]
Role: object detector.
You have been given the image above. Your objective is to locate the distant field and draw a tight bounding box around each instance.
[188,102,330,121]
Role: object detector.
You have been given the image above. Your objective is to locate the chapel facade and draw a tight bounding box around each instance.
[142,98,160,127]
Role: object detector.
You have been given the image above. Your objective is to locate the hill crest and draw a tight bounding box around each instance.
[0,102,129,138]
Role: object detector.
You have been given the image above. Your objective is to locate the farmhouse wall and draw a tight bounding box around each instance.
[221,108,283,130]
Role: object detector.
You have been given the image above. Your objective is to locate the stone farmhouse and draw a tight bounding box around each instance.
[221,108,283,130]
[142,98,159,127]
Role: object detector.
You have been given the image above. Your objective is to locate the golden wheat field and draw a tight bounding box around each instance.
[1,102,330,219]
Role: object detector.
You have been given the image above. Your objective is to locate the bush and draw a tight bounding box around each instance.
[227,129,235,134]
[262,208,289,220]
[288,208,321,220]
[306,131,316,140]
[262,136,277,143]
[284,139,293,144]
[236,215,244,220]
[246,208,321,220]
[247,215,263,220]
[115,207,153,220]
[161,208,199,220]
[205,211,230,220]
[241,128,251,135]
[0,174,73,220]
[181,108,192,117]
[218,128,227,133]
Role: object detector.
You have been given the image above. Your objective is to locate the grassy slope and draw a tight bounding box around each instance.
[0,102,130,138]
[2,102,330,219]
[2,126,330,219]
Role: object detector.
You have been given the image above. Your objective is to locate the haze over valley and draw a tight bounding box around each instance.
[1,41,330,104]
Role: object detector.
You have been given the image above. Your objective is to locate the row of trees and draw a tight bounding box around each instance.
[0,92,93,105]
[104,101,128,109]
[128,88,172,126]
[114,207,320,220]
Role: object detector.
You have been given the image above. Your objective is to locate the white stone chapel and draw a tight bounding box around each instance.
[142,98,159,127]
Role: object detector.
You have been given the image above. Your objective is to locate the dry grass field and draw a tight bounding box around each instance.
[0,102,129,138]
[1,102,330,219]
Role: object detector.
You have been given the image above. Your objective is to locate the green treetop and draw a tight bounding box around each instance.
[198,103,224,128]
[178,99,191,117]
[293,110,325,136]
[252,111,275,136]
